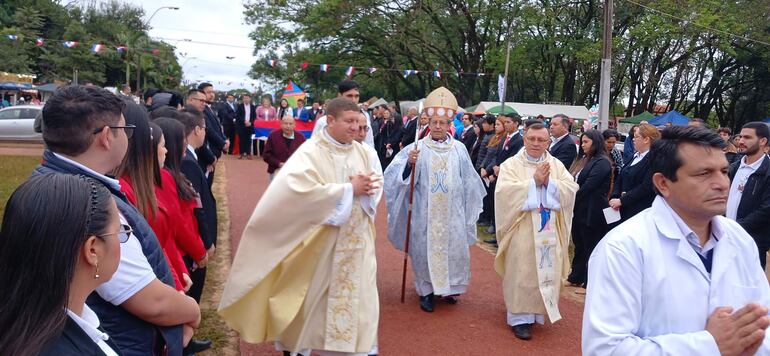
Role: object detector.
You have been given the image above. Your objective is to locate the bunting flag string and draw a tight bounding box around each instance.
[2,33,499,78]
[281,58,492,78]
[1,34,168,56]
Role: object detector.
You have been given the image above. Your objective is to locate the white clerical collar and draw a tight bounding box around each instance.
[526,152,545,162]
[66,305,110,344]
[323,127,352,147]
[430,134,451,144]
[187,144,198,160]
[283,132,295,139]
[52,153,120,188]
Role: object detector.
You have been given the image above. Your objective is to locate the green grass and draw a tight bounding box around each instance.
[0,156,41,218]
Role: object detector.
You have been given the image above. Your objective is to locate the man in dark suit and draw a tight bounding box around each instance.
[198,83,228,158]
[198,83,228,186]
[727,122,770,268]
[308,100,323,122]
[460,113,477,154]
[492,113,524,176]
[401,110,430,148]
[176,110,218,304]
[294,98,310,122]
[235,93,257,159]
[185,90,216,180]
[218,94,237,154]
[548,114,577,169]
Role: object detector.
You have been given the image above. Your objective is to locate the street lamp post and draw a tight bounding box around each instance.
[135,6,180,91]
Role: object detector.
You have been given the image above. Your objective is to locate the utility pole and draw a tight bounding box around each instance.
[598,0,613,130]
[73,69,78,85]
[500,37,511,112]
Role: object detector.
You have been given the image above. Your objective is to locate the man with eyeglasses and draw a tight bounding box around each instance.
[32,85,200,356]
[186,89,217,186]
[384,87,486,313]
[494,122,578,340]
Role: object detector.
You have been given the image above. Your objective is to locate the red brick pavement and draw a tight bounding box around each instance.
[223,156,583,355]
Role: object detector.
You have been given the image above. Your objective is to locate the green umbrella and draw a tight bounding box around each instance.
[486,105,518,115]
[620,111,654,124]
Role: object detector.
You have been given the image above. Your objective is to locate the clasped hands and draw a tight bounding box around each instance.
[534,162,550,187]
[349,172,382,196]
[707,303,770,356]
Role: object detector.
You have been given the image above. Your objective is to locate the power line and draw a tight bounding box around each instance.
[152,36,253,49]
[151,26,251,37]
[623,0,770,47]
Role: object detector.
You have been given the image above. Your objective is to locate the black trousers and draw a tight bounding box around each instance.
[568,221,606,286]
[223,123,235,154]
[184,255,207,303]
[481,181,496,224]
[238,125,253,155]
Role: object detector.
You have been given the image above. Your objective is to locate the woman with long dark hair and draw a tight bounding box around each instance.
[277,98,293,120]
[0,174,122,355]
[154,117,215,305]
[114,103,187,291]
[567,129,613,287]
[150,121,208,283]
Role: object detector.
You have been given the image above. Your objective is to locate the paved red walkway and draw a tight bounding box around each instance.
[223,156,583,355]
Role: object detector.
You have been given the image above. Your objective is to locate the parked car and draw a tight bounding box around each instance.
[0,105,43,141]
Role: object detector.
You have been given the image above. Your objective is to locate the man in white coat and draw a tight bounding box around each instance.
[583,126,770,355]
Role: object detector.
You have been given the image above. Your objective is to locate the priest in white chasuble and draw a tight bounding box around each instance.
[218,97,382,356]
[494,122,578,341]
[384,87,486,313]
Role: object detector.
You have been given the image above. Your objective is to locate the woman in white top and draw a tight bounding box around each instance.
[277,98,294,120]
[0,174,123,355]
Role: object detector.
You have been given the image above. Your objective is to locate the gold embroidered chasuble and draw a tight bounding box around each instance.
[218,133,379,354]
[494,150,577,322]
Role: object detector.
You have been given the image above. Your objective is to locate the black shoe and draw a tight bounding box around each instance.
[184,339,212,355]
[419,293,434,312]
[484,238,498,244]
[283,352,305,356]
[441,296,458,304]
[511,324,532,340]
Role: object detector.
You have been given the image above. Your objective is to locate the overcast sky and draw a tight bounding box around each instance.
[125,0,262,91]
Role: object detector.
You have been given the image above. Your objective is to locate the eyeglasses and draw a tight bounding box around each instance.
[358,126,370,132]
[526,137,550,144]
[95,224,133,243]
[93,124,136,139]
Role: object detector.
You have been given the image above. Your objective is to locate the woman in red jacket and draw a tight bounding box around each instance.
[151,121,209,275]
[115,103,188,291]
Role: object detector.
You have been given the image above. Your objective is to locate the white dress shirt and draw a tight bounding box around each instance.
[726,155,764,219]
[549,132,569,150]
[244,104,251,124]
[66,305,119,356]
[629,149,649,167]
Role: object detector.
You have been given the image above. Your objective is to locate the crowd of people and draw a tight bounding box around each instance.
[0,82,240,355]
[2,76,770,356]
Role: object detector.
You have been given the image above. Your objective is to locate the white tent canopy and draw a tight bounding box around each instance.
[399,99,424,114]
[473,101,590,120]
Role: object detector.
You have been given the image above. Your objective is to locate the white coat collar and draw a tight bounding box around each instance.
[651,196,737,281]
